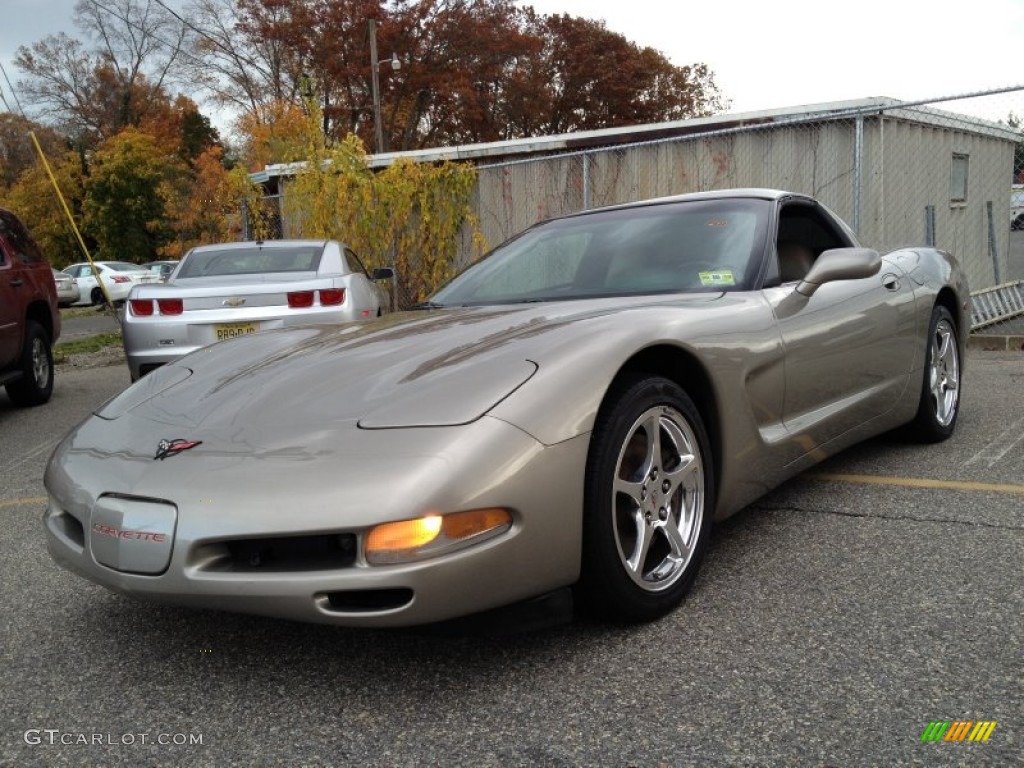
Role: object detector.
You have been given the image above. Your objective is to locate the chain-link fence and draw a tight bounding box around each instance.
[252,85,1024,309]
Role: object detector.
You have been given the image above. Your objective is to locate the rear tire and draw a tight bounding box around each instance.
[5,321,54,407]
[90,287,103,306]
[903,305,960,442]
[577,375,714,623]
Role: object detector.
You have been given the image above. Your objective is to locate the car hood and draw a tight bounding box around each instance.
[99,295,722,432]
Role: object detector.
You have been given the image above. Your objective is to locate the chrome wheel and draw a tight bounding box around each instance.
[928,317,959,427]
[30,336,50,390]
[612,405,704,592]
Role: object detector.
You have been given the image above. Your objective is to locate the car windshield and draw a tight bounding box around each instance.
[105,261,149,272]
[177,246,324,278]
[430,198,770,306]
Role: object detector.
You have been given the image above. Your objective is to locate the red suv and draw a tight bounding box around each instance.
[0,208,60,407]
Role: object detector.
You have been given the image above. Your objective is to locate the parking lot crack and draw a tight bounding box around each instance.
[756,503,1024,531]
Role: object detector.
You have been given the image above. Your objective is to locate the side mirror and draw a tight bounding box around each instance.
[796,247,880,297]
[371,267,395,280]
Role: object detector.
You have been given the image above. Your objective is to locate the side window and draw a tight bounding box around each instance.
[0,212,43,264]
[773,203,852,285]
[950,153,969,206]
[0,218,11,267]
[345,248,370,277]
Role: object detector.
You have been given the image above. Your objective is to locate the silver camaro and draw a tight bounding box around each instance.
[44,190,968,627]
[121,240,392,380]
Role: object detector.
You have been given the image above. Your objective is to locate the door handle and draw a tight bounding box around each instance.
[9,278,23,288]
[881,273,900,291]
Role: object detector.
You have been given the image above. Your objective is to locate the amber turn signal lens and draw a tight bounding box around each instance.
[364,508,512,565]
[442,508,512,540]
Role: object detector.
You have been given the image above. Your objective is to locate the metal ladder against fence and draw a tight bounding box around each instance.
[970,281,1024,331]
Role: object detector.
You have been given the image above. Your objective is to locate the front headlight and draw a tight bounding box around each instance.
[364,508,513,565]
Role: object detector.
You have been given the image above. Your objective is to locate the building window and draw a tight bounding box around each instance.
[950,153,969,205]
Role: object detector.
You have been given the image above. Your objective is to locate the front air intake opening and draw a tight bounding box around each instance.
[324,588,414,612]
[214,533,358,572]
[50,509,86,549]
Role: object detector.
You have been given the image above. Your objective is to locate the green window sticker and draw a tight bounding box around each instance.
[698,270,735,287]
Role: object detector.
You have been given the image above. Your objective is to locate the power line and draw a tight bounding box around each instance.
[0,60,27,118]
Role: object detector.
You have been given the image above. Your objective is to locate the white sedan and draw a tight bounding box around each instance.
[62,261,160,306]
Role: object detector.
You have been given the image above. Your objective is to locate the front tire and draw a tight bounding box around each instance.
[5,321,54,407]
[904,305,961,442]
[577,375,714,623]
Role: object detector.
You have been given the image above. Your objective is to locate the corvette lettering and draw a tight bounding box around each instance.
[92,524,166,543]
[154,438,202,460]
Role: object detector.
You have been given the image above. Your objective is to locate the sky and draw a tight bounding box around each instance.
[3,0,1024,124]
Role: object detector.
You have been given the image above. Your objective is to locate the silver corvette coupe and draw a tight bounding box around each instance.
[45,189,968,627]
[121,240,392,380]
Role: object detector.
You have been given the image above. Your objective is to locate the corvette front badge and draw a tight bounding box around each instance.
[154,438,203,461]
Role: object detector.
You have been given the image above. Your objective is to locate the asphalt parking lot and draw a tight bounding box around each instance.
[1,352,1021,767]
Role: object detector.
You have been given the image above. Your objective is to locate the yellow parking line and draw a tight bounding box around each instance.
[813,473,1024,495]
[0,497,46,509]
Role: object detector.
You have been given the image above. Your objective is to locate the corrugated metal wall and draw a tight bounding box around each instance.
[470,106,1016,293]
[257,87,1024,305]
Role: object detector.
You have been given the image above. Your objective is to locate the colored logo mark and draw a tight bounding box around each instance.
[920,721,997,742]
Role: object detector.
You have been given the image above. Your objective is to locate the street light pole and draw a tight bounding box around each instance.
[369,19,385,155]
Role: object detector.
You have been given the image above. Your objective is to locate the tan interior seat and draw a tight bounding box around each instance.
[777,241,815,283]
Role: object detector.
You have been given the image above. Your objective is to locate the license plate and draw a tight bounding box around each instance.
[215,322,259,340]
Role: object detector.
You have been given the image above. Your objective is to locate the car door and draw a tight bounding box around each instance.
[0,236,19,364]
[763,200,917,450]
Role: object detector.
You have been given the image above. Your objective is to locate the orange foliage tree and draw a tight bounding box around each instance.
[187,0,724,152]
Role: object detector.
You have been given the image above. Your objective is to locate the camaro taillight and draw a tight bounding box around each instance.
[129,299,154,316]
[158,298,183,315]
[320,288,345,306]
[287,291,315,308]
[111,275,131,283]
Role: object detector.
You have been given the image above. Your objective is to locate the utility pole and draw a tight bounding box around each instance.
[369,19,385,154]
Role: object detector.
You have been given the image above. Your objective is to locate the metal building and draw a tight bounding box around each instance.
[254,95,1020,294]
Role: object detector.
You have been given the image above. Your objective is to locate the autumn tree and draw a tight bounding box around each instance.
[515,14,721,135]
[14,0,189,142]
[137,93,221,164]
[0,148,89,266]
[0,114,66,189]
[183,0,723,155]
[84,128,188,260]
[233,99,311,169]
[161,145,249,256]
[182,0,313,116]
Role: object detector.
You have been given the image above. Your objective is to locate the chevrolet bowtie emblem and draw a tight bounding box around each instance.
[223,297,245,307]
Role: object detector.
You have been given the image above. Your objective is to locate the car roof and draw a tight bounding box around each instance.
[558,188,813,221]
[189,240,333,253]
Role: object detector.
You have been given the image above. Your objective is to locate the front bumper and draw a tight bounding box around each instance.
[44,415,588,627]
